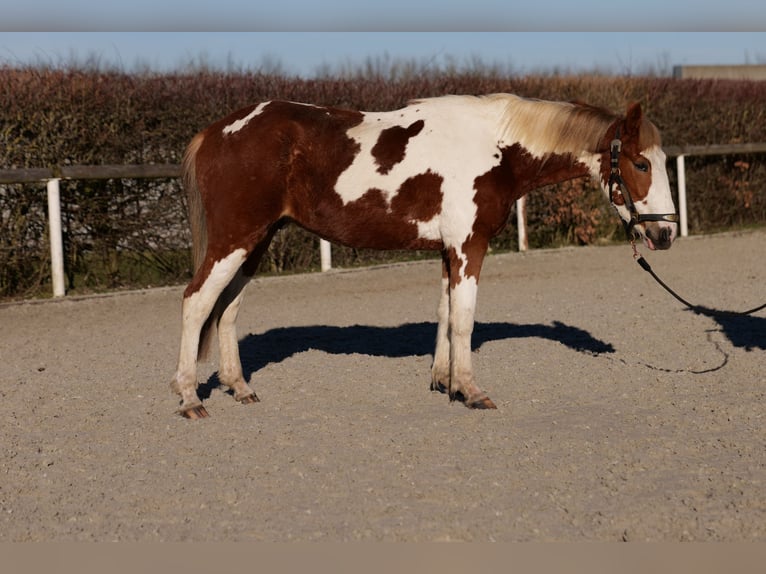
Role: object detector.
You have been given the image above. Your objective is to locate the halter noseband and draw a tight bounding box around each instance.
[609,127,679,238]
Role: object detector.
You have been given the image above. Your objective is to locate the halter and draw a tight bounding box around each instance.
[609,127,679,238]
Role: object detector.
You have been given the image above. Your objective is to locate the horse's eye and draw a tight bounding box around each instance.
[634,161,649,173]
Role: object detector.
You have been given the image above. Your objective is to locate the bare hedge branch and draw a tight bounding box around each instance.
[1,66,765,298]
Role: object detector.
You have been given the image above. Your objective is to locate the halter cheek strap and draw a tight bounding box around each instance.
[609,128,679,238]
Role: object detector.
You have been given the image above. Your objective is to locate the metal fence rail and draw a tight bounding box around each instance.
[2,143,765,297]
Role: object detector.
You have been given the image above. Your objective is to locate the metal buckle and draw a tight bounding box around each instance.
[610,138,622,172]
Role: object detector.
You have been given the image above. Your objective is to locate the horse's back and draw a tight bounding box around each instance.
[185,96,511,252]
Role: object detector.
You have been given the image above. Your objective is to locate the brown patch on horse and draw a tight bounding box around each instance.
[181,102,366,359]
[269,108,442,250]
[599,102,663,203]
[199,101,365,250]
[624,102,662,151]
[445,246,464,288]
[390,170,443,222]
[464,142,592,286]
[371,120,425,174]
[323,171,444,250]
[460,235,489,286]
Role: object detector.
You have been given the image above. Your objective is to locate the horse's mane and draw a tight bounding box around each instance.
[484,93,661,156]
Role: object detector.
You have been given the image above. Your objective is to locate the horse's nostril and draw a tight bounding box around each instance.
[660,227,671,243]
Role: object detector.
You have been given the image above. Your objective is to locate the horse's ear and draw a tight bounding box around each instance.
[624,102,643,137]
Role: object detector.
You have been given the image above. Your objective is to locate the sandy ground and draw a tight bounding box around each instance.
[1,230,764,541]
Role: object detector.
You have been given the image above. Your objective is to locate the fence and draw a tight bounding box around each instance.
[2,143,765,297]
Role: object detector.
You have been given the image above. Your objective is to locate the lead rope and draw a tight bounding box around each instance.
[630,240,766,318]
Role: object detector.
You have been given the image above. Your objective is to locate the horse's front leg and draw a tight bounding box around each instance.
[447,275,496,409]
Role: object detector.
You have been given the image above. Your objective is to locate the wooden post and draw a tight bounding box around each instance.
[46,178,66,297]
[320,239,332,272]
[676,154,689,237]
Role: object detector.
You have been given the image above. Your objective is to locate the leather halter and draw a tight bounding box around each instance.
[609,127,679,238]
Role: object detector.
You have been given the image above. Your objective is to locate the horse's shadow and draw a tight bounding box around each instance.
[692,307,766,351]
[200,320,615,397]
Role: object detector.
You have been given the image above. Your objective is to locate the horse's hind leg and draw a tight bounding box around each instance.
[215,270,258,404]
[171,248,249,418]
[215,234,276,406]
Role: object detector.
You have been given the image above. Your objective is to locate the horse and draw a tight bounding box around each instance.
[171,93,678,419]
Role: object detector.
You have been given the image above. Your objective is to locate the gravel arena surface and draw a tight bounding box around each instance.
[1,230,764,542]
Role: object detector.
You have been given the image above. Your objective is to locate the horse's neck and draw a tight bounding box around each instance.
[527,152,595,191]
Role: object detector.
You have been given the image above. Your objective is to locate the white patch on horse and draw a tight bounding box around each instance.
[639,145,678,243]
[334,97,507,246]
[223,102,270,135]
[415,215,441,241]
[455,250,470,281]
[181,249,249,345]
[642,146,675,213]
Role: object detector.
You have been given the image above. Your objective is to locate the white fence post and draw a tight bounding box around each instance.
[320,238,332,271]
[516,196,528,251]
[46,178,66,297]
[676,154,689,237]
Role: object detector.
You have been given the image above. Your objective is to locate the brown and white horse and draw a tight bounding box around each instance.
[171,93,677,418]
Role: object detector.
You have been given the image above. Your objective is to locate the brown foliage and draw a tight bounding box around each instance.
[1,66,765,298]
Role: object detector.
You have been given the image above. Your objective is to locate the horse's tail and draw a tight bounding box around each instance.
[183,132,207,273]
[182,132,215,360]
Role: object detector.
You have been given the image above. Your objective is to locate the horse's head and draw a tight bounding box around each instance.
[602,102,678,250]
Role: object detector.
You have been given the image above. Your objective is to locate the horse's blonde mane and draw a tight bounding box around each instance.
[483,94,613,156]
[404,93,660,156]
[486,93,662,155]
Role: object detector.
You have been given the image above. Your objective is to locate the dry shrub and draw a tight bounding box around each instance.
[1,66,765,298]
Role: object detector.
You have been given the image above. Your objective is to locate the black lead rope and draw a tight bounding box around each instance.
[631,242,766,318]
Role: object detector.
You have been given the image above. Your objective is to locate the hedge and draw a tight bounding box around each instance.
[1,66,765,298]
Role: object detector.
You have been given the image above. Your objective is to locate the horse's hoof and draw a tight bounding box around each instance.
[238,393,260,405]
[467,395,497,410]
[430,381,448,394]
[181,405,209,419]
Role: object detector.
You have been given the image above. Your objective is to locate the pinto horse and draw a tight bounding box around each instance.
[171,93,678,418]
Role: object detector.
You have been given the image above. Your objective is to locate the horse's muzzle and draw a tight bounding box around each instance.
[644,222,676,250]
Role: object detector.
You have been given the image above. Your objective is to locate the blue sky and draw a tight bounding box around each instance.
[3,1,765,31]
[2,2,765,77]
[2,32,765,77]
